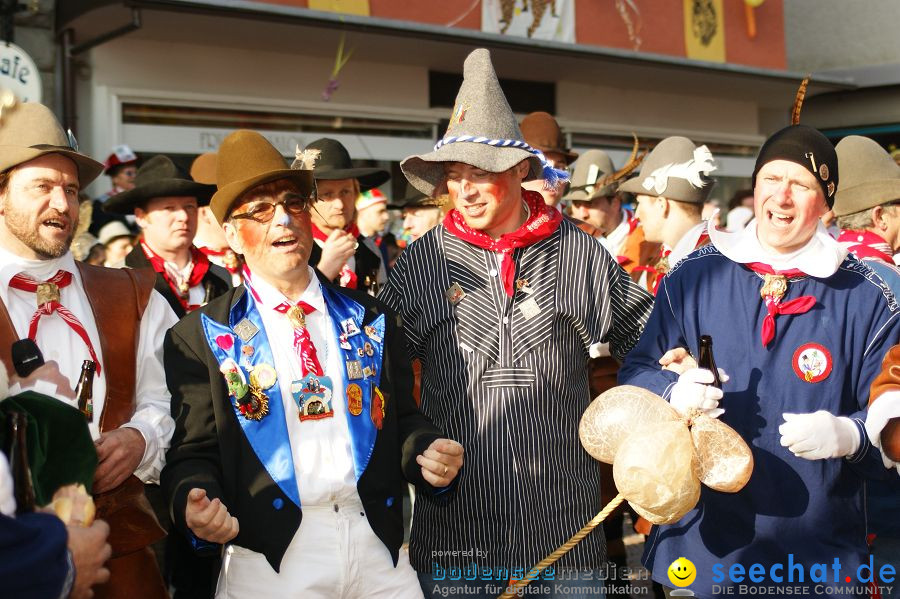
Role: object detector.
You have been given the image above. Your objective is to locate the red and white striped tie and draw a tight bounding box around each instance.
[8,270,102,374]
[274,301,323,377]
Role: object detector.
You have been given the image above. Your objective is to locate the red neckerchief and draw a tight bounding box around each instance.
[310,223,361,289]
[838,229,894,264]
[8,270,102,374]
[614,209,639,266]
[443,189,562,296]
[744,262,816,347]
[198,245,243,276]
[140,242,210,312]
[631,232,711,296]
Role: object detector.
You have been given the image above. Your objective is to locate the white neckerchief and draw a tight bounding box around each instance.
[708,219,847,277]
[667,221,709,267]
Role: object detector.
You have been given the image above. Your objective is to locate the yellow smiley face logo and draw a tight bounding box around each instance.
[667,557,696,587]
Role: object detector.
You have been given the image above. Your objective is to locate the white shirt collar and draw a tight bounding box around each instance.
[0,244,78,289]
[708,220,847,277]
[247,266,326,314]
[603,208,632,254]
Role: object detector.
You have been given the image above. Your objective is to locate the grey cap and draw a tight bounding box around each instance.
[401,49,543,197]
[563,150,617,202]
[833,135,900,217]
[618,136,716,204]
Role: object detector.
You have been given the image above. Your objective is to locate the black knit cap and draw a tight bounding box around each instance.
[751,124,838,208]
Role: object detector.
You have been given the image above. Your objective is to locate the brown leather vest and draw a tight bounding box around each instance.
[0,263,156,431]
[0,262,164,556]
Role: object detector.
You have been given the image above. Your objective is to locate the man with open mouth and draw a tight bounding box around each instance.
[620,109,900,598]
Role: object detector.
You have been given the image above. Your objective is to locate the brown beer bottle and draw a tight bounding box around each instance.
[75,360,96,422]
[697,335,722,389]
[4,411,36,513]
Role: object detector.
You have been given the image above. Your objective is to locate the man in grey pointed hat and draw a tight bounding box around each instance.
[619,119,900,597]
[0,102,174,597]
[104,155,232,318]
[380,48,653,597]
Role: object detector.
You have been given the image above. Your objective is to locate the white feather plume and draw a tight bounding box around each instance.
[642,145,717,195]
[291,145,320,171]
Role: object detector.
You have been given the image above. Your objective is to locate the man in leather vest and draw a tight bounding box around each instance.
[0,102,176,598]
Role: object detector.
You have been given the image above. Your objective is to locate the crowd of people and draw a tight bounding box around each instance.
[1,47,898,599]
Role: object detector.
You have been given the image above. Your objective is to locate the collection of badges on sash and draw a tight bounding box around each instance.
[210,311,387,430]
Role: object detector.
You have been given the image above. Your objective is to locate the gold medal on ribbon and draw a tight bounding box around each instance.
[286,305,306,330]
[760,274,787,302]
[36,282,60,306]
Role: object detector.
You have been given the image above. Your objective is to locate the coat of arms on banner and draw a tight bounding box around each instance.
[482,0,575,43]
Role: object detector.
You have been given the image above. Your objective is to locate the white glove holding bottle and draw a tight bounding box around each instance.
[669,367,728,419]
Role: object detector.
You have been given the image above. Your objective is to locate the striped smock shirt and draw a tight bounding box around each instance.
[379,217,654,572]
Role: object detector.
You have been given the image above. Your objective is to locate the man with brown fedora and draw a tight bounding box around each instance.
[104,155,232,318]
[161,129,463,597]
[304,137,389,295]
[617,136,718,294]
[519,111,578,209]
[834,135,900,291]
[380,48,653,597]
[0,102,175,597]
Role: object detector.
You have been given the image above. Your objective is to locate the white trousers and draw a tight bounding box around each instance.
[216,496,423,599]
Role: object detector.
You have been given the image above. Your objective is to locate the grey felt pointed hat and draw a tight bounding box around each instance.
[618,136,716,204]
[401,48,544,197]
[563,150,618,201]
[832,135,900,217]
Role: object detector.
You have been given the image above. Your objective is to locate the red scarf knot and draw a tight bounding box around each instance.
[442,190,562,296]
[8,270,102,374]
[745,262,816,347]
[274,301,323,377]
[141,242,211,312]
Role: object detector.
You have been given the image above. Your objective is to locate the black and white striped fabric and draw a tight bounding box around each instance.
[379,218,653,573]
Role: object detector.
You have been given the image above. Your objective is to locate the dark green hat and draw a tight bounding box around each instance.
[0,391,97,505]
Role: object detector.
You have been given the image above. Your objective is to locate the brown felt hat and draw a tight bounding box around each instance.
[0,102,103,186]
[520,112,578,164]
[832,135,900,217]
[210,130,315,224]
[190,152,217,185]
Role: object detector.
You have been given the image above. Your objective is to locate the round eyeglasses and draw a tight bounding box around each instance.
[231,195,312,224]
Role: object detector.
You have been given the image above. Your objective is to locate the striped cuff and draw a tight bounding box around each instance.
[845,418,870,464]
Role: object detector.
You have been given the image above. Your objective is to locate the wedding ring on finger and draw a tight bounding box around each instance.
[442,465,448,476]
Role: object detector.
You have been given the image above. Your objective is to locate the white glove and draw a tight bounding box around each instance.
[670,368,727,419]
[779,411,861,460]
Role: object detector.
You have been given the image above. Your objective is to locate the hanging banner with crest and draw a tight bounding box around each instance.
[482,0,575,43]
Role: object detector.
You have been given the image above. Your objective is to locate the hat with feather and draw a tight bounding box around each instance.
[751,77,839,208]
[618,136,717,204]
[564,135,646,202]
[401,48,568,198]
